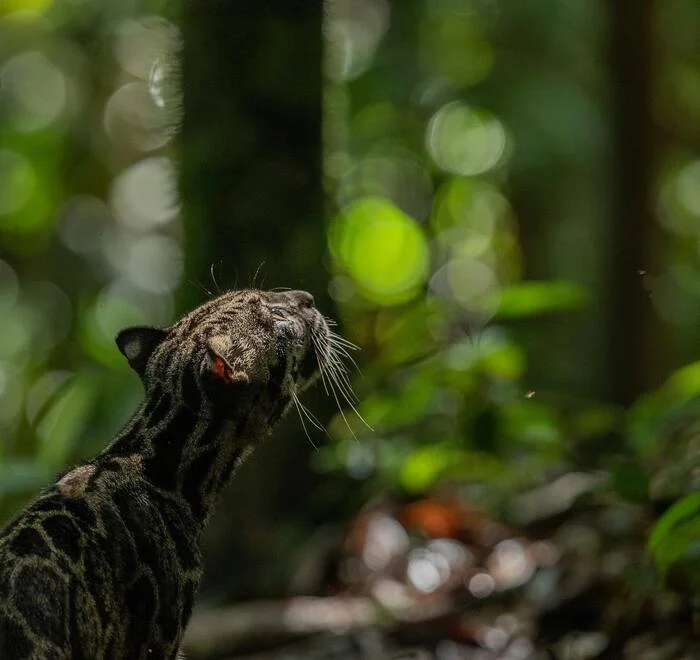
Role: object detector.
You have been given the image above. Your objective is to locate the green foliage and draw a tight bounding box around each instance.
[0,0,175,515]
[496,281,588,318]
[34,371,98,469]
[4,0,700,622]
[649,493,700,580]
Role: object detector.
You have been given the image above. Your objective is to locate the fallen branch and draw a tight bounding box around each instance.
[183,596,379,658]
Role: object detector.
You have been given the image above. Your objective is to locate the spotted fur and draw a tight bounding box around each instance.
[0,289,328,659]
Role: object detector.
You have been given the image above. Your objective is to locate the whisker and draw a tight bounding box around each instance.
[209,262,222,294]
[311,333,331,396]
[292,392,318,450]
[327,375,360,443]
[324,349,372,431]
[189,278,214,299]
[315,332,360,397]
[251,261,266,289]
[328,338,357,355]
[328,332,360,351]
[293,392,327,434]
[327,341,361,372]
[323,352,357,400]
[324,341,354,376]
[327,360,363,410]
[313,322,372,434]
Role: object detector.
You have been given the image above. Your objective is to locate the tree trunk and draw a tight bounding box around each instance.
[179,0,325,599]
[608,0,666,405]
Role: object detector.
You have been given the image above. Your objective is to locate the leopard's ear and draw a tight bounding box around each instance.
[116,326,168,379]
[205,336,249,386]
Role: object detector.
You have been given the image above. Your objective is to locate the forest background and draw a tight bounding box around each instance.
[1,0,700,658]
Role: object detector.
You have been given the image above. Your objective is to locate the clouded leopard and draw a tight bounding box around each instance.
[0,288,333,659]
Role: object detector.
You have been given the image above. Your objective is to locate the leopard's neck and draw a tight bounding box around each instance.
[0,288,328,659]
[101,383,261,525]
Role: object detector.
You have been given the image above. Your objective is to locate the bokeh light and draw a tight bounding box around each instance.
[103,82,172,152]
[427,102,508,176]
[325,0,390,82]
[407,547,450,593]
[0,51,68,132]
[110,156,179,230]
[0,2,185,455]
[362,512,409,570]
[330,196,429,304]
[57,196,111,255]
[430,257,501,322]
[114,17,178,81]
[1,1,700,655]
[125,234,182,294]
[468,572,495,598]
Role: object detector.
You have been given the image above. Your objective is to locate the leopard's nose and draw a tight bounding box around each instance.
[290,290,315,309]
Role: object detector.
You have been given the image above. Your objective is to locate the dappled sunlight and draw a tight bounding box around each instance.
[1,51,69,132]
[0,1,182,488]
[3,0,700,657]
[330,196,429,304]
[325,0,390,82]
[110,156,179,230]
[426,102,508,177]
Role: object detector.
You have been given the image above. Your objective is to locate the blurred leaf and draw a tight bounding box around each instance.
[400,444,463,492]
[649,493,700,575]
[628,362,700,458]
[400,443,504,493]
[480,341,525,381]
[504,400,561,448]
[35,371,98,468]
[664,361,700,401]
[0,460,53,495]
[496,281,588,318]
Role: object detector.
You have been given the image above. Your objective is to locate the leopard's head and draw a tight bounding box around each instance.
[116,288,329,423]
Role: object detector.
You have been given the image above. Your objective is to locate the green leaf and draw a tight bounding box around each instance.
[496,281,588,318]
[35,371,98,469]
[400,443,504,493]
[0,460,53,495]
[665,361,700,400]
[627,362,700,459]
[400,444,463,493]
[504,400,561,447]
[648,493,700,574]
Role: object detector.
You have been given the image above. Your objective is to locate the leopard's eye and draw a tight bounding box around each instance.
[270,307,287,322]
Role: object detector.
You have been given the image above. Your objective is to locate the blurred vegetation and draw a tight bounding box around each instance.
[3,0,700,657]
